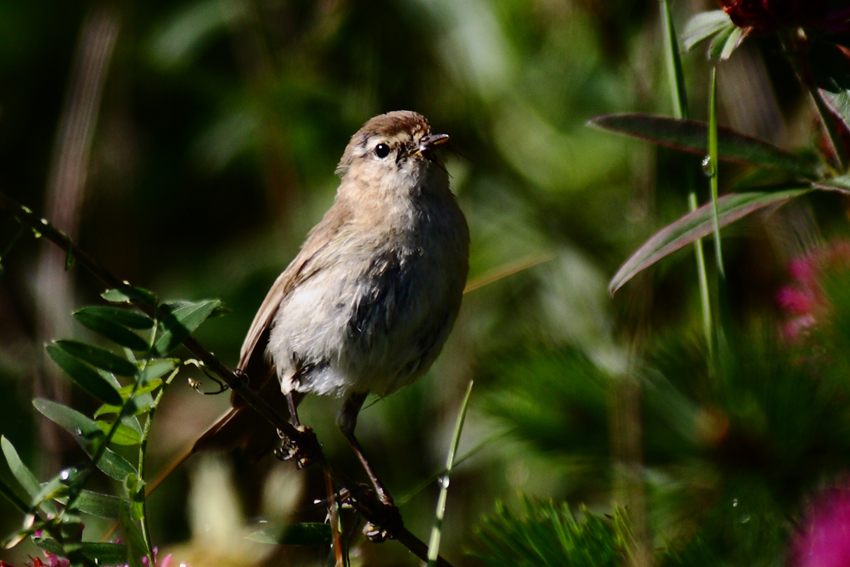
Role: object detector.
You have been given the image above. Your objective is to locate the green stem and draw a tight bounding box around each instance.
[659,0,713,352]
[426,380,474,567]
[708,65,725,279]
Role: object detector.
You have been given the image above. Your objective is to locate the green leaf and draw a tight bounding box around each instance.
[707,22,743,60]
[682,10,732,52]
[609,188,810,294]
[246,522,332,546]
[812,40,850,133]
[65,542,129,565]
[33,536,66,557]
[120,498,149,567]
[32,399,137,480]
[54,340,138,377]
[74,306,154,330]
[96,449,138,481]
[74,310,150,351]
[1,436,58,516]
[31,468,83,508]
[813,174,850,193]
[95,420,142,446]
[102,286,158,306]
[0,473,30,513]
[46,344,124,405]
[33,398,103,441]
[138,358,179,385]
[587,114,820,179]
[123,473,146,521]
[58,490,120,519]
[155,299,222,355]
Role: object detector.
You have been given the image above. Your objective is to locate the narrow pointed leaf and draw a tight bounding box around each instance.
[74,306,154,330]
[33,398,102,440]
[812,41,850,132]
[66,542,128,565]
[58,490,120,519]
[46,344,124,405]
[95,449,138,481]
[246,522,332,546]
[55,340,138,377]
[609,188,810,294]
[95,421,142,446]
[102,286,157,306]
[588,114,819,178]
[73,310,149,351]
[813,174,850,193]
[0,474,29,513]
[32,399,137,480]
[708,22,743,60]
[682,10,732,52]
[2,438,45,504]
[155,299,222,355]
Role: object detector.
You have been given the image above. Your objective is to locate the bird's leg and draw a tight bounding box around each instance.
[337,392,403,542]
[275,391,318,469]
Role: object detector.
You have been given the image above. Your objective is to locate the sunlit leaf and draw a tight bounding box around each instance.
[587,114,820,178]
[74,306,154,330]
[1,437,57,516]
[246,522,332,546]
[73,310,149,351]
[58,489,120,519]
[682,10,732,52]
[46,344,123,405]
[101,287,158,306]
[708,23,743,60]
[54,340,138,377]
[32,399,137,480]
[811,41,850,133]
[609,188,810,294]
[155,299,222,355]
[95,420,142,446]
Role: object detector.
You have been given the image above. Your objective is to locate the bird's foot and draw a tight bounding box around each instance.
[340,484,403,543]
[274,425,320,470]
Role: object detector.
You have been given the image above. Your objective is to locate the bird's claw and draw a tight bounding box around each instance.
[340,484,403,543]
[274,425,320,469]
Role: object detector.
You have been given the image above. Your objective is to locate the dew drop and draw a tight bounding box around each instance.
[732,498,738,507]
[702,156,714,176]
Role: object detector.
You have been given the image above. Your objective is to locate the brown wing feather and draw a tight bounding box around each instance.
[195,199,353,456]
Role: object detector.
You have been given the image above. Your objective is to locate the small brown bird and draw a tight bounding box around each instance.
[197,111,469,518]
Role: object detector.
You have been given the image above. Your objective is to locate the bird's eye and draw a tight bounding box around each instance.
[374,143,391,158]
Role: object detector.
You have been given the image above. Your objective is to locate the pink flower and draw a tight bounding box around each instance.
[776,241,850,339]
[791,483,850,567]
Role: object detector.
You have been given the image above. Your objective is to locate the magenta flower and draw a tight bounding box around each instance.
[776,241,850,339]
[792,482,850,567]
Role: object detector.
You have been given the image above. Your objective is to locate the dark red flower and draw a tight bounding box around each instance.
[717,0,836,33]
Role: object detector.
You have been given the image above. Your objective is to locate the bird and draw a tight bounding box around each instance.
[194,110,469,526]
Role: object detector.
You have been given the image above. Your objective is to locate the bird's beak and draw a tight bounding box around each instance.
[416,133,450,158]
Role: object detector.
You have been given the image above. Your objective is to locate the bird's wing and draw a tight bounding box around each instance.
[236,200,353,374]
